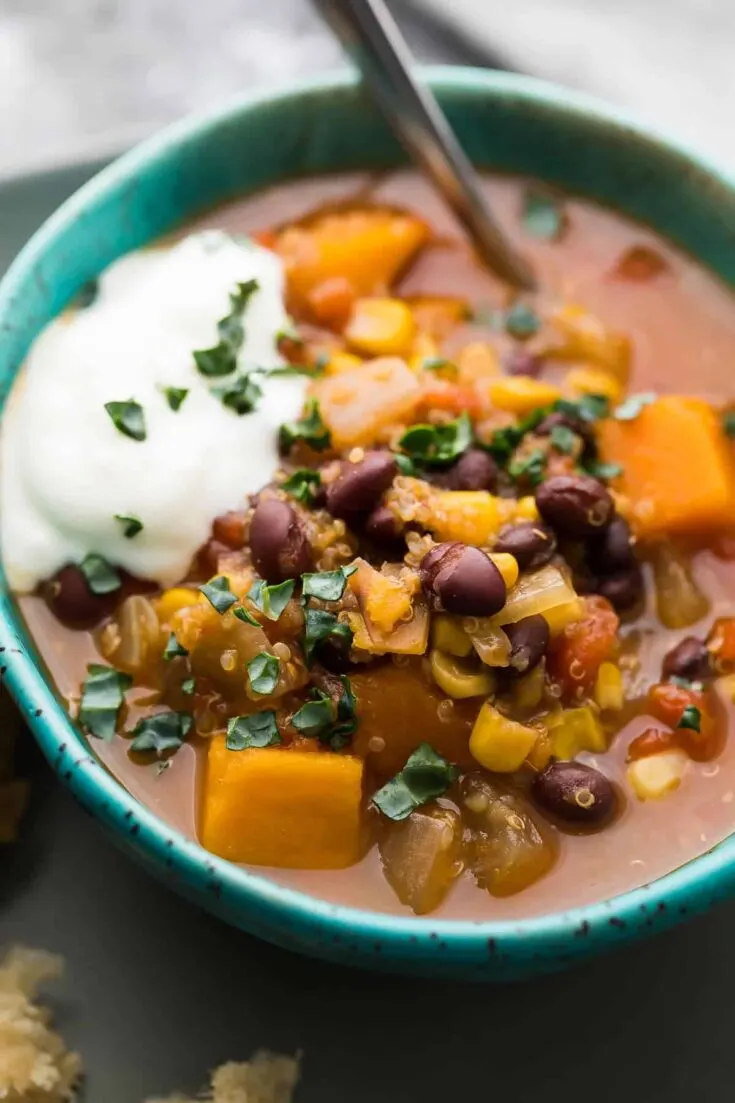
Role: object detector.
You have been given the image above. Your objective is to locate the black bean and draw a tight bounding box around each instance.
[588,516,635,575]
[597,566,643,611]
[436,449,499,493]
[494,522,557,571]
[364,504,404,547]
[535,474,614,538]
[43,564,116,629]
[325,451,397,519]
[532,762,617,826]
[249,498,313,583]
[420,543,506,617]
[504,615,550,676]
[662,637,712,682]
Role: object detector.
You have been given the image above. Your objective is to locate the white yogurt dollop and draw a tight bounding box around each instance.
[1,231,307,591]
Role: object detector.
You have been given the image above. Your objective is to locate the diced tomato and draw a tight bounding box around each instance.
[647,682,722,761]
[707,617,735,671]
[306,276,357,330]
[627,726,677,762]
[548,595,619,698]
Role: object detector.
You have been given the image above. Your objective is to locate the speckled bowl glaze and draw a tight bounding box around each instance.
[3,69,735,980]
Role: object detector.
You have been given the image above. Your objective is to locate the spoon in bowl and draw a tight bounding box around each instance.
[312,0,536,291]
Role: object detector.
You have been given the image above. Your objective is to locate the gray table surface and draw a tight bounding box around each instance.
[2,7,735,1101]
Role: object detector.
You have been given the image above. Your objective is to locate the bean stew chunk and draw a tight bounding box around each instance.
[17,169,735,920]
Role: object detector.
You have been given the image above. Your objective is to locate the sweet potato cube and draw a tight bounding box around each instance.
[598,396,735,540]
[314,356,421,449]
[201,740,364,869]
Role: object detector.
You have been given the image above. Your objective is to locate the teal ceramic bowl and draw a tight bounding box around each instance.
[3,68,735,980]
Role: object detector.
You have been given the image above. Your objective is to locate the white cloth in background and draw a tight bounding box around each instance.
[418,0,735,168]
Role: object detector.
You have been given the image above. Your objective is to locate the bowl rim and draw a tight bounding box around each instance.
[4,65,735,964]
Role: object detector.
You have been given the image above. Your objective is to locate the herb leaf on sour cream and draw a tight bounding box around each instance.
[80,553,121,595]
[162,386,189,412]
[104,399,146,442]
[193,279,260,378]
[114,514,143,539]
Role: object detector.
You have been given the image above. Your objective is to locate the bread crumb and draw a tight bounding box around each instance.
[146,1052,300,1103]
[0,946,82,1101]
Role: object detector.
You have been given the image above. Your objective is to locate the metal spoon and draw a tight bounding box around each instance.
[312,0,536,291]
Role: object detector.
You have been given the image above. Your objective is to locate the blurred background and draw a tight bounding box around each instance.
[2,0,732,177]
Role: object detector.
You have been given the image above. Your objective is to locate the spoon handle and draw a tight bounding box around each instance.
[313,0,536,291]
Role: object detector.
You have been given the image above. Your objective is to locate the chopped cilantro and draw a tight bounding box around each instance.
[677,705,701,733]
[104,399,146,442]
[301,565,357,603]
[421,357,456,375]
[723,411,735,438]
[130,711,192,757]
[80,553,121,595]
[302,608,353,665]
[555,394,610,423]
[281,468,322,505]
[371,743,459,821]
[614,392,656,421]
[247,652,280,696]
[212,373,263,416]
[291,690,335,737]
[508,448,547,487]
[549,425,577,454]
[582,459,623,481]
[398,411,472,467]
[234,605,260,627]
[330,675,359,750]
[522,189,566,241]
[193,279,259,378]
[504,301,541,340]
[199,575,238,614]
[247,578,295,621]
[226,711,281,750]
[181,677,196,695]
[78,664,131,741]
[394,453,417,476]
[114,514,143,539]
[162,386,189,412]
[162,632,188,661]
[279,398,331,452]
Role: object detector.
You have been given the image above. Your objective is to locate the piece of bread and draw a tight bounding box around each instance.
[0,946,82,1101]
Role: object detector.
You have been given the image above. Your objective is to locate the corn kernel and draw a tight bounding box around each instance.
[344,297,416,357]
[457,342,501,385]
[565,366,623,405]
[489,552,519,590]
[155,587,203,622]
[525,726,553,770]
[498,496,539,527]
[627,750,688,801]
[546,707,606,760]
[488,376,562,415]
[511,664,545,711]
[469,702,539,772]
[431,614,473,657]
[430,650,495,699]
[428,490,501,545]
[594,661,624,711]
[325,352,363,376]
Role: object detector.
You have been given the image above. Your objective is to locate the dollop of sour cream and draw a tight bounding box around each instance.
[1,231,308,591]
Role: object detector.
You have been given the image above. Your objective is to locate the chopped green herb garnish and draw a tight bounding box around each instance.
[279,398,331,452]
[80,553,121,595]
[301,565,357,603]
[614,392,656,421]
[234,605,260,627]
[247,578,295,621]
[372,743,459,821]
[162,386,189,412]
[421,357,455,375]
[329,675,359,750]
[677,705,701,733]
[130,711,193,757]
[302,608,353,665]
[247,652,281,696]
[723,411,735,438]
[582,459,623,481]
[104,399,146,442]
[193,279,260,378]
[199,575,238,614]
[522,189,566,241]
[550,425,578,454]
[212,373,263,416]
[226,710,281,750]
[163,632,189,661]
[78,664,132,741]
[291,680,358,750]
[114,514,143,539]
[486,407,546,463]
[508,448,547,487]
[291,690,335,738]
[555,394,610,423]
[505,301,541,340]
[398,411,472,467]
[281,468,322,505]
[181,677,196,696]
[394,453,417,476]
